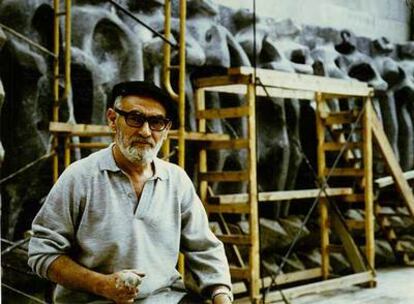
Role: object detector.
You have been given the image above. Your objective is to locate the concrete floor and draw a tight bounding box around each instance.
[287,267,414,304]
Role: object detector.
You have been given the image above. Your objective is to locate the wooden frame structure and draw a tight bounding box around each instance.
[193,67,376,303]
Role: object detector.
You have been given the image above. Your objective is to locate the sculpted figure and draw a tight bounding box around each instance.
[394,42,414,170]
[187,0,251,194]
[0,0,55,239]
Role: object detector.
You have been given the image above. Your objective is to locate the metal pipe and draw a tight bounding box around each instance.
[63,0,72,103]
[177,0,186,168]
[163,0,179,101]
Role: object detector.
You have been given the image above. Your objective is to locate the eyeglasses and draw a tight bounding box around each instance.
[114,108,171,131]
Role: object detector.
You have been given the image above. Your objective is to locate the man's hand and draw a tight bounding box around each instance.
[98,270,145,304]
[212,293,232,304]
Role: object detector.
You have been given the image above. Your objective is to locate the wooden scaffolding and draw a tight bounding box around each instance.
[191,66,409,303]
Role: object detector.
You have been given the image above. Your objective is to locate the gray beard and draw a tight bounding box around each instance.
[117,132,164,165]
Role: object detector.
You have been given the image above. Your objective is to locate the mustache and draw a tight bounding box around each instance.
[129,136,154,147]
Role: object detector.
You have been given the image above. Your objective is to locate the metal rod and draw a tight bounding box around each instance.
[52,0,60,183]
[2,283,47,304]
[0,152,54,185]
[163,0,179,101]
[107,0,177,48]
[63,0,72,102]
[0,23,56,58]
[177,0,186,168]
[1,236,31,256]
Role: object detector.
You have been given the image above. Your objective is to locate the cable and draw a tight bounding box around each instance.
[0,152,55,185]
[2,283,48,304]
[107,0,178,48]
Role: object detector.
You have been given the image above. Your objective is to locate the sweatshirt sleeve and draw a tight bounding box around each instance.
[28,166,83,279]
[179,174,232,295]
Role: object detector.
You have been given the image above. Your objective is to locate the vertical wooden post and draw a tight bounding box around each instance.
[196,88,208,204]
[363,95,375,272]
[52,0,60,182]
[64,135,71,168]
[247,80,260,302]
[316,92,330,279]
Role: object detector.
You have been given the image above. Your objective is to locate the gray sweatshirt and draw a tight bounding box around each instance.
[28,146,231,303]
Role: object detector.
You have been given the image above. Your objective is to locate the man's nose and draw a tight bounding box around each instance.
[138,121,152,137]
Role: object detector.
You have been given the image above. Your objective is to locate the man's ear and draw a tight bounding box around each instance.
[107,108,117,131]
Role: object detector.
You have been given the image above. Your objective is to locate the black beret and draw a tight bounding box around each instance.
[110,81,178,124]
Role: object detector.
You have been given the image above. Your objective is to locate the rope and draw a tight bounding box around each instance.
[0,23,56,58]
[0,152,55,185]
[2,283,48,304]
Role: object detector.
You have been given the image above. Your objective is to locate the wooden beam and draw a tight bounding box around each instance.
[209,188,354,204]
[323,142,362,151]
[325,168,365,177]
[363,98,375,271]
[217,235,252,245]
[371,112,414,217]
[206,204,251,214]
[374,170,414,189]
[50,122,113,136]
[330,203,368,273]
[199,171,250,182]
[234,271,375,303]
[232,268,322,294]
[204,139,249,150]
[197,106,250,119]
[230,266,251,279]
[228,67,371,97]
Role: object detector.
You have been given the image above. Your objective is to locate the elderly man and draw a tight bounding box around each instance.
[28,81,233,304]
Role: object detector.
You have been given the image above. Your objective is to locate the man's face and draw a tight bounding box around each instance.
[108,95,171,164]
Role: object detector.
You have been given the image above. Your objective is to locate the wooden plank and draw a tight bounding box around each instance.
[325,168,365,177]
[199,171,249,182]
[331,203,368,273]
[374,170,414,189]
[217,234,252,245]
[337,194,365,203]
[235,271,375,303]
[371,112,414,217]
[229,67,371,97]
[323,142,362,151]
[230,266,251,279]
[202,84,315,100]
[345,219,366,230]
[206,204,251,214]
[324,115,359,125]
[194,74,251,88]
[168,131,230,141]
[50,122,113,136]
[209,188,354,204]
[204,139,249,150]
[70,143,109,149]
[197,106,250,119]
[232,268,322,294]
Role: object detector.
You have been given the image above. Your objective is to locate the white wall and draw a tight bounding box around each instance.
[218,0,411,43]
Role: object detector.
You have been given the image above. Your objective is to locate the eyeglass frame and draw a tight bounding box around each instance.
[114,107,171,131]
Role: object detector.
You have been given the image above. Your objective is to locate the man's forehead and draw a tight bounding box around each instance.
[120,95,167,115]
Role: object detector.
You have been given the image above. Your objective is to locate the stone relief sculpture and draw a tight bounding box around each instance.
[395,42,414,171]
[1,0,413,246]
